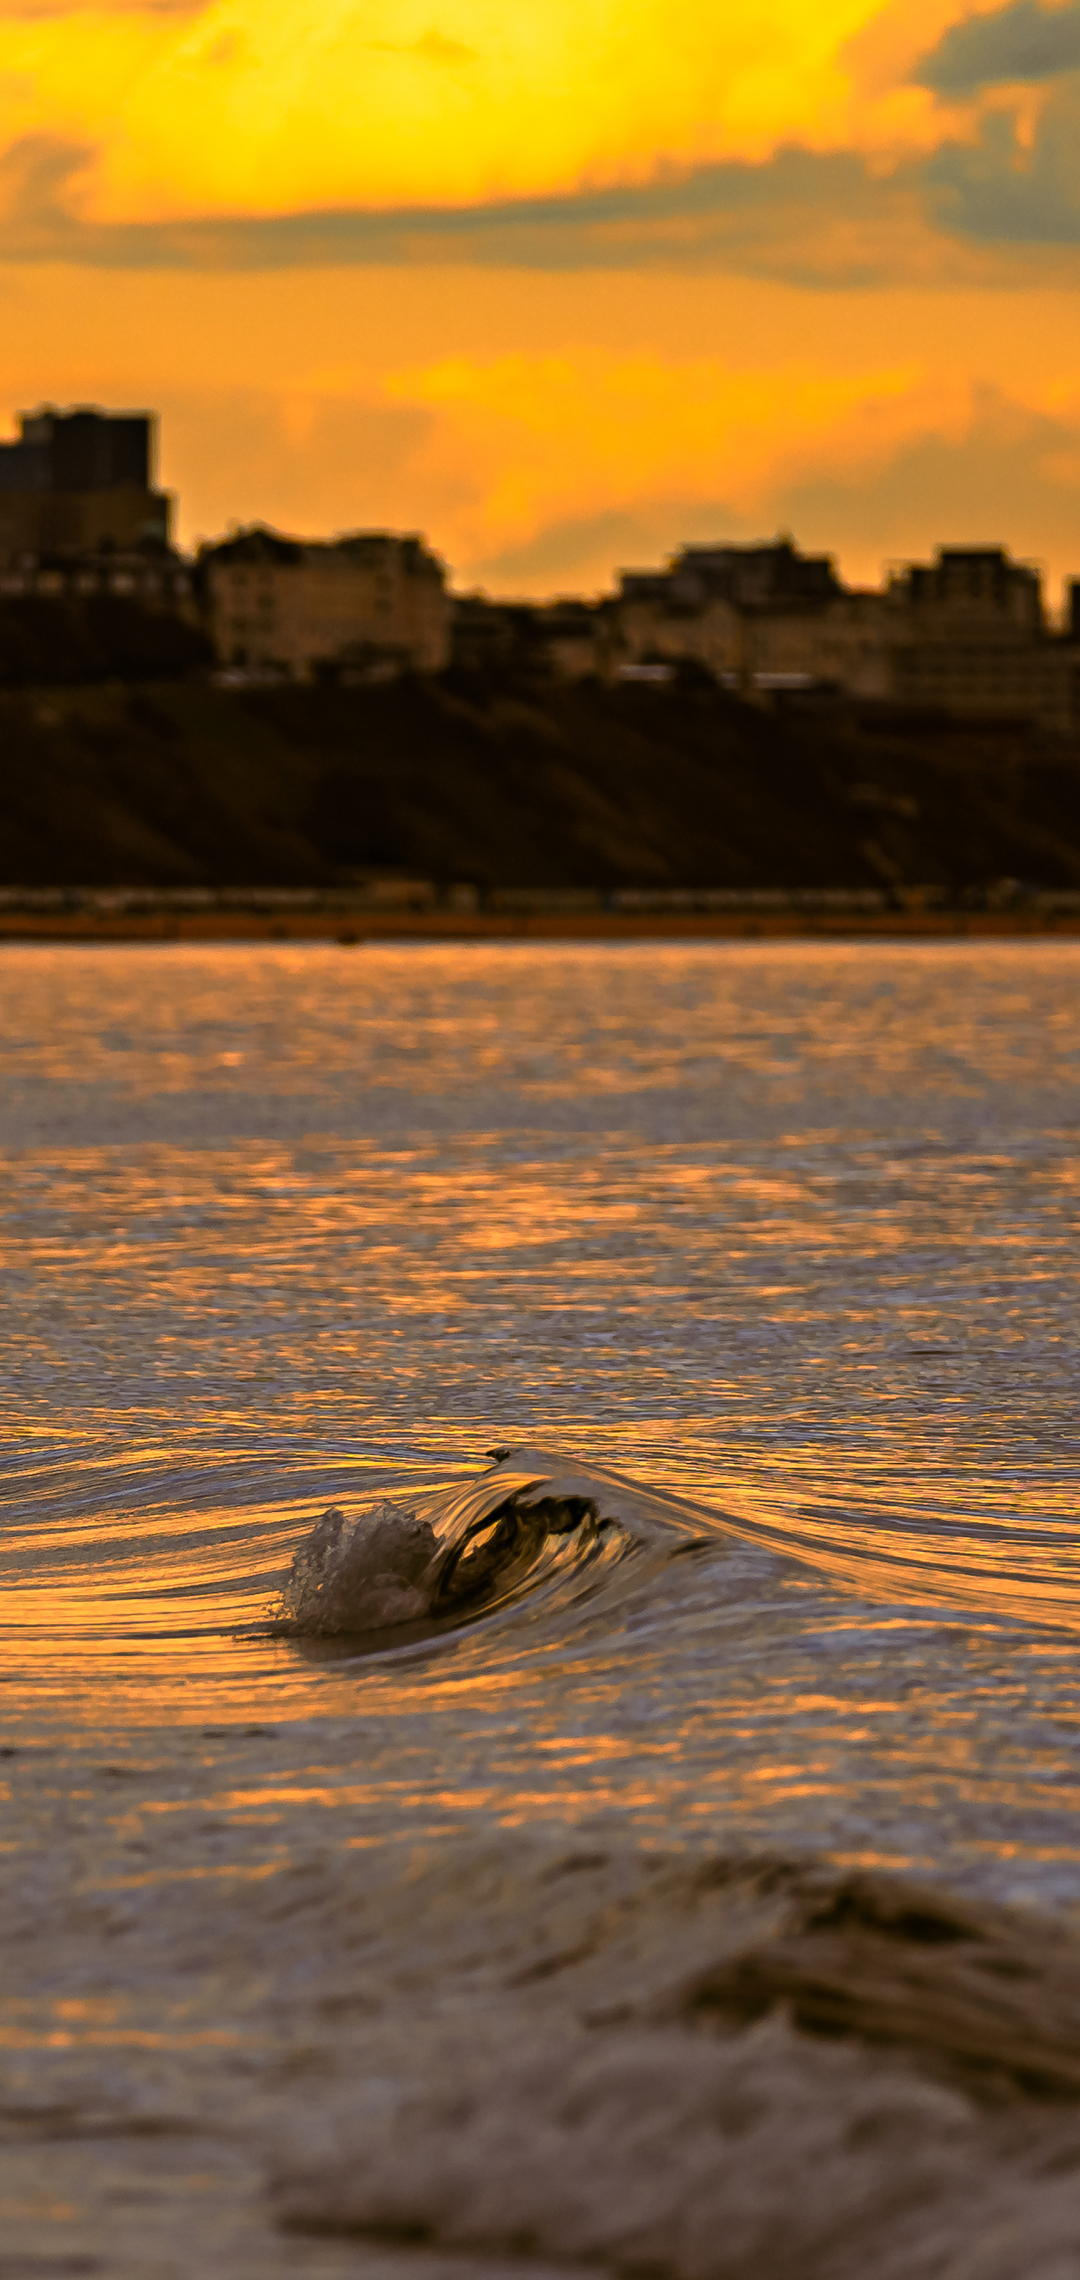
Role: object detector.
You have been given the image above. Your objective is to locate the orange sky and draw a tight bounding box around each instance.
[2,0,1080,598]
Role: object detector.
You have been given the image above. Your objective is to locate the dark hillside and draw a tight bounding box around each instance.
[0,594,212,687]
[2,668,1080,891]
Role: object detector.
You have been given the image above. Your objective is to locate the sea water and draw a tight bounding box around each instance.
[4,939,1080,2278]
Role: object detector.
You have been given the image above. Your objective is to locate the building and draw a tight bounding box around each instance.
[613,539,847,688]
[451,594,615,678]
[0,406,171,565]
[740,589,897,700]
[885,549,1075,731]
[614,584,742,681]
[0,545,193,615]
[610,536,1080,728]
[665,538,842,610]
[201,525,451,677]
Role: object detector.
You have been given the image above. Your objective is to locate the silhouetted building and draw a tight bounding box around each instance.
[451,595,614,679]
[667,539,843,608]
[0,408,151,492]
[0,405,171,564]
[613,536,871,693]
[891,546,1042,629]
[0,544,193,614]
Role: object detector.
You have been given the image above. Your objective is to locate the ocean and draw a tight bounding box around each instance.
[4,938,1080,2278]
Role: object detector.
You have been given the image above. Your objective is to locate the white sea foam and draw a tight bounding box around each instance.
[273,1447,714,1640]
[277,1500,442,1633]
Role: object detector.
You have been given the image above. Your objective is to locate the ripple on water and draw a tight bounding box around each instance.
[6,943,1080,2271]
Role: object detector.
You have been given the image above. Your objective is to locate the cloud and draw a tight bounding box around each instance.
[200,28,244,65]
[0,0,918,219]
[777,384,1080,580]
[3,118,1080,280]
[377,347,971,577]
[468,501,752,591]
[925,90,1080,240]
[915,0,1080,92]
[0,133,98,255]
[0,133,951,285]
[461,383,1080,594]
[6,22,1080,282]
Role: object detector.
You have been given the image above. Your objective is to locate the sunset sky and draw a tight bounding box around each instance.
[2,0,1080,598]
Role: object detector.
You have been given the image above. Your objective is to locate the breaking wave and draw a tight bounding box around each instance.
[273,1443,716,1644]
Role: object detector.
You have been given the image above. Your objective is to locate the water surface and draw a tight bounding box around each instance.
[4,939,1080,2275]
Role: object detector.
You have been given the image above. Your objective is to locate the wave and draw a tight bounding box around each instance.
[269,1832,1080,2280]
[10,1434,1080,1687]
[273,1443,716,1644]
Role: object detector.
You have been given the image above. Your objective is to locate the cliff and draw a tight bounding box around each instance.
[2,667,1080,894]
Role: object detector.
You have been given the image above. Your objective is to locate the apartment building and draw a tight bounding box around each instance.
[614,581,743,681]
[886,549,1075,731]
[0,406,171,564]
[0,546,193,614]
[611,538,1079,728]
[451,595,610,678]
[614,540,848,687]
[201,525,451,677]
[666,538,842,610]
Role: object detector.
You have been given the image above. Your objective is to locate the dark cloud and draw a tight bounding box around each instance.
[924,92,1080,241]
[3,105,1080,279]
[0,134,99,255]
[434,397,1080,595]
[0,133,923,285]
[777,388,1080,578]
[915,0,1080,93]
[470,501,752,590]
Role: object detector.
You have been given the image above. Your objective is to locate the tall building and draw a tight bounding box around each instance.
[0,405,171,564]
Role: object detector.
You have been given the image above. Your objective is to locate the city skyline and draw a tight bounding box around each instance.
[4,394,1080,632]
[2,1,1080,594]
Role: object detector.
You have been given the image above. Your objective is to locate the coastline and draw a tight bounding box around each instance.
[3,903,1080,942]
[5,678,1080,923]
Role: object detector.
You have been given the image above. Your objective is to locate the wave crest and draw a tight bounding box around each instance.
[275,1445,714,1642]
[278,1502,442,1634]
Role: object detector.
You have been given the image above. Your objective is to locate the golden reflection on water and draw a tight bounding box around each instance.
[3,940,1080,1899]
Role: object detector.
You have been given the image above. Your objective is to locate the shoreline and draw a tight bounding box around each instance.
[2,905,1080,943]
